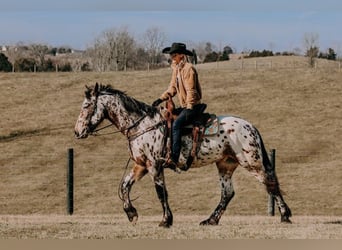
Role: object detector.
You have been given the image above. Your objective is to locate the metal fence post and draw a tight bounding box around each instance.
[67,148,74,215]
[268,149,276,216]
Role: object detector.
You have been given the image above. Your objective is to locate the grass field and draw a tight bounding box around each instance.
[0,215,341,239]
[0,56,341,239]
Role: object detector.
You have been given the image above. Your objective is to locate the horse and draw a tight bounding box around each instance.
[74,83,292,227]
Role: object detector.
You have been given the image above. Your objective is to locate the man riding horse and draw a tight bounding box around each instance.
[152,42,203,171]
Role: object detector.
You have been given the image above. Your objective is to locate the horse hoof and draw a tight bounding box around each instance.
[131,216,138,225]
[200,218,218,226]
[124,206,138,223]
[281,217,292,224]
[159,221,171,228]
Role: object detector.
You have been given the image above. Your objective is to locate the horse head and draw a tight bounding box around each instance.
[74,82,105,138]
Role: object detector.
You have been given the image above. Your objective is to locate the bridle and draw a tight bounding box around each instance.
[87,91,165,140]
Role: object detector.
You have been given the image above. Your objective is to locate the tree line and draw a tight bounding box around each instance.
[0,29,339,72]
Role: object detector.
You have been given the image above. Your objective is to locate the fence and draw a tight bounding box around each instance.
[199,58,342,72]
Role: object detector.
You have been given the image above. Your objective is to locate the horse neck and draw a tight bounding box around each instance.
[102,94,150,132]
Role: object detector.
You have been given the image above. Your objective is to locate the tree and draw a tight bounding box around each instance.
[303,32,319,67]
[223,45,233,55]
[0,53,12,72]
[30,44,49,71]
[87,26,136,71]
[142,26,167,66]
[327,48,337,60]
[205,42,214,54]
[203,51,219,63]
[14,58,36,72]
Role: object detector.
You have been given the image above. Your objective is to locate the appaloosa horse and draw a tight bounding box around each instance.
[74,83,292,227]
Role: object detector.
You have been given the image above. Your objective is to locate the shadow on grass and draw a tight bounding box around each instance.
[0,126,71,142]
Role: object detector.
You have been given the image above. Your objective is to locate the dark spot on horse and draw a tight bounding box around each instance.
[244,135,247,139]
[224,136,227,139]
[234,120,239,123]
[205,138,210,143]
[218,144,222,148]
[228,129,235,134]
[242,148,249,153]
[220,130,224,134]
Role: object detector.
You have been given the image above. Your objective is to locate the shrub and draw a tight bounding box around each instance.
[0,53,12,72]
[14,58,36,72]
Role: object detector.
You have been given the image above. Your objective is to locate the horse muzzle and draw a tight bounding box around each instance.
[74,128,89,139]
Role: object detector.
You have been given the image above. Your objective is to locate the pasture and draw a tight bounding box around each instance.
[0,56,341,239]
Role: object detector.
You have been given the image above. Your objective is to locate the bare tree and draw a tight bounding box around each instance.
[30,43,49,70]
[87,26,136,72]
[303,32,319,67]
[142,26,167,66]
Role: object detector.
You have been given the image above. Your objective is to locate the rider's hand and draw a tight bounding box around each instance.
[152,98,163,107]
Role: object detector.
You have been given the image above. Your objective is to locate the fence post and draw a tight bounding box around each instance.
[268,149,276,216]
[67,148,74,215]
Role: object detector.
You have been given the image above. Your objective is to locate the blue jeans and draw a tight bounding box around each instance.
[171,107,200,163]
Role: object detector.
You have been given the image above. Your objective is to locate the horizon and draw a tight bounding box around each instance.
[0,0,341,55]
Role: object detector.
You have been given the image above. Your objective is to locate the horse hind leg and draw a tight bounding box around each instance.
[200,158,238,226]
[247,130,292,223]
[265,170,292,223]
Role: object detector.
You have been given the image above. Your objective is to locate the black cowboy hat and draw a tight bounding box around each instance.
[162,42,193,56]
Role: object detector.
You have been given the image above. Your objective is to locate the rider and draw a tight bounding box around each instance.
[152,42,203,171]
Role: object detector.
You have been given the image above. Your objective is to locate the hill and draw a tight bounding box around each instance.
[0,56,341,219]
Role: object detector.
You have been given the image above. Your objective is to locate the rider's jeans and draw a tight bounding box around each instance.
[171,107,200,163]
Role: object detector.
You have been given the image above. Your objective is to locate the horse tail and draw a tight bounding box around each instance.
[254,127,283,195]
[254,127,272,170]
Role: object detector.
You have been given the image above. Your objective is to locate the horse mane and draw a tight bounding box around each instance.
[95,84,157,117]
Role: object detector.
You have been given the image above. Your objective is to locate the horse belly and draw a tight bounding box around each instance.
[187,116,261,168]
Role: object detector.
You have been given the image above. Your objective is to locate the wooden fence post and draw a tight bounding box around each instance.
[67,148,74,215]
[268,149,276,216]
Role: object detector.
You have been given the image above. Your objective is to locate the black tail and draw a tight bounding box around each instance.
[255,127,284,195]
[254,127,272,170]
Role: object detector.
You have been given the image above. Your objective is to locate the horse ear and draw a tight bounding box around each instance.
[94,82,99,96]
[85,85,91,99]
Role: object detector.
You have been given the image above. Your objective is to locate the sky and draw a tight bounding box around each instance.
[1,0,341,54]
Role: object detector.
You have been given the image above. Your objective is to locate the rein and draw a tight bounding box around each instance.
[90,113,164,140]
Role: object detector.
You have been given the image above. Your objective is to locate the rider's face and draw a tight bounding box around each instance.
[170,53,183,64]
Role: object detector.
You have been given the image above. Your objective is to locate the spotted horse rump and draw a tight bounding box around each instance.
[74,83,292,227]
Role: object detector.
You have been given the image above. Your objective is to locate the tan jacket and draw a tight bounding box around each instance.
[160,61,202,109]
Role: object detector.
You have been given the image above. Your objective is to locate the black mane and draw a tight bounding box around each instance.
[96,84,157,117]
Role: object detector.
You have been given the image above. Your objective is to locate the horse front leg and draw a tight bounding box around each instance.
[120,164,147,224]
[153,164,173,228]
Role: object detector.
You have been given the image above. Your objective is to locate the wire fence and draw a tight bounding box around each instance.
[197,58,342,72]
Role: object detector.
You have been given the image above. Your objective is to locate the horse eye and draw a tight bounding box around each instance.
[83,103,91,108]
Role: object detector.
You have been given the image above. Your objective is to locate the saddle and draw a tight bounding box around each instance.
[162,96,217,170]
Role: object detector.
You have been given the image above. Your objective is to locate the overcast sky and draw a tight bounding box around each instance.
[1,0,341,54]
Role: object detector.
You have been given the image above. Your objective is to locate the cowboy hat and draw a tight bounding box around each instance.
[162,42,193,56]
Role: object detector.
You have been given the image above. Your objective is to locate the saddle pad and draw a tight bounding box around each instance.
[204,115,219,135]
